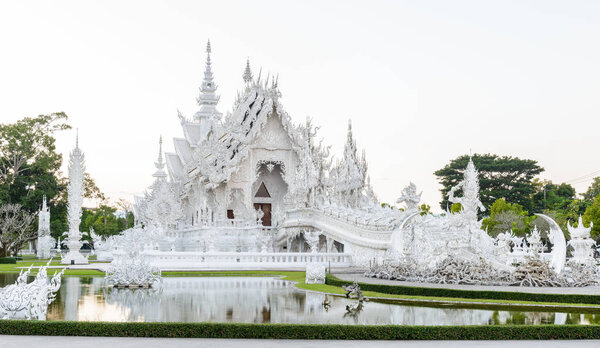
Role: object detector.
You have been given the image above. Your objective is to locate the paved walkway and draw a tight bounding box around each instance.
[0,336,598,348]
[334,273,600,295]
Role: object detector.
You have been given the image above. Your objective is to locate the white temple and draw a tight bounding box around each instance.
[131,41,408,268]
[123,41,598,284]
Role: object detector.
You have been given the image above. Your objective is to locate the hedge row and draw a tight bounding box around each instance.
[325,274,600,305]
[0,321,599,340]
[0,257,16,264]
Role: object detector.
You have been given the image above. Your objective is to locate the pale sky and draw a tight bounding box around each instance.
[1,0,599,210]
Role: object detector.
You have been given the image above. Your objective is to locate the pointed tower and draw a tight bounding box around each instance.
[61,134,88,264]
[153,136,168,181]
[243,57,253,85]
[194,40,222,122]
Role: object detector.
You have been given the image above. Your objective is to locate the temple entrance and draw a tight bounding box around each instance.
[254,203,271,226]
[252,161,287,227]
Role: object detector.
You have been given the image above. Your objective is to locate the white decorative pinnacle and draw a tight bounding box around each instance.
[153,136,167,180]
[194,40,222,122]
[61,135,88,264]
[243,57,253,84]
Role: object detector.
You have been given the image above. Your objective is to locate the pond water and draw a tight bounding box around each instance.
[1,274,599,325]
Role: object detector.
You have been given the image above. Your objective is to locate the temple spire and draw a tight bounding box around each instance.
[243,57,253,84]
[153,136,167,180]
[194,39,222,122]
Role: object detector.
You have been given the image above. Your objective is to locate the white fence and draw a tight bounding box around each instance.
[143,251,351,269]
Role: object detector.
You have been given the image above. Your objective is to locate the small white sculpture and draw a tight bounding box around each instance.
[105,227,161,288]
[305,262,326,284]
[567,216,595,265]
[0,261,65,320]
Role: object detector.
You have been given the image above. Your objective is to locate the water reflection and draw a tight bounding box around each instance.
[1,274,599,325]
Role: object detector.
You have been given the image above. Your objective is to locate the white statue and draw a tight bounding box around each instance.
[305,263,326,284]
[105,227,161,288]
[396,182,421,211]
[447,157,486,221]
[61,135,88,265]
[0,261,65,320]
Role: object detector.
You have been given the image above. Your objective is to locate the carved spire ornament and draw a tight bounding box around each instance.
[243,57,253,84]
[61,135,88,264]
[194,40,222,122]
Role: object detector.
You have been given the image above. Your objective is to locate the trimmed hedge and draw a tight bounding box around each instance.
[326,274,600,305]
[0,257,16,264]
[0,321,599,340]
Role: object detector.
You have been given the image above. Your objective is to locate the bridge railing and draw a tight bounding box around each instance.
[142,251,352,269]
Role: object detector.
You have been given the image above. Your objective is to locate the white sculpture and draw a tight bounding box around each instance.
[105,227,161,288]
[89,227,114,261]
[367,159,598,287]
[36,196,55,259]
[0,261,65,320]
[304,230,321,253]
[61,135,88,265]
[305,262,326,284]
[535,213,566,274]
[396,182,422,211]
[567,215,595,265]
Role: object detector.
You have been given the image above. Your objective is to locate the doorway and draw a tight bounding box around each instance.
[254,203,272,226]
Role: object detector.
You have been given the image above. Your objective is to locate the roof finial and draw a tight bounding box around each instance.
[75,128,79,148]
[243,57,253,84]
[194,39,222,122]
[153,135,167,180]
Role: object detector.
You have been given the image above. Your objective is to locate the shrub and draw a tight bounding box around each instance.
[0,257,17,264]
[0,321,599,340]
[325,274,600,305]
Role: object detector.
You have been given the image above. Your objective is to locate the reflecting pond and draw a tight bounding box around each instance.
[1,274,599,325]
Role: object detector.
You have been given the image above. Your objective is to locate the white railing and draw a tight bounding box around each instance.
[281,208,394,249]
[143,251,351,269]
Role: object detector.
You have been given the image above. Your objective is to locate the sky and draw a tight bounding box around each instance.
[0,0,599,210]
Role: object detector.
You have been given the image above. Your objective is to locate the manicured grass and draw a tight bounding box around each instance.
[1,320,600,340]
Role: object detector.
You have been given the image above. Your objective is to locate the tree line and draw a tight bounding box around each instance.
[434,154,600,239]
[0,113,133,256]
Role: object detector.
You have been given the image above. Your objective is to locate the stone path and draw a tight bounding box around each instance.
[0,336,598,348]
[334,273,600,295]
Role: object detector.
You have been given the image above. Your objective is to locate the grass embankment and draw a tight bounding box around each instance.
[1,321,600,340]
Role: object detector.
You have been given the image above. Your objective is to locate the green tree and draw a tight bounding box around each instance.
[583,193,600,239]
[583,177,600,202]
[531,181,578,213]
[418,204,431,215]
[0,113,70,209]
[481,198,533,237]
[434,154,544,213]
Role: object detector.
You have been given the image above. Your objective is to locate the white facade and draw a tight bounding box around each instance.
[132,42,406,267]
